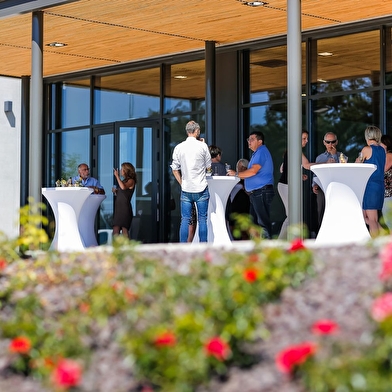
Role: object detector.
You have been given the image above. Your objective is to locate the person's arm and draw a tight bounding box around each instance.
[172,169,182,186]
[119,178,135,190]
[228,164,261,179]
[385,153,392,171]
[302,153,315,170]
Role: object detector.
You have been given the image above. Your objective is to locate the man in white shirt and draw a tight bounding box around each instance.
[171,121,212,242]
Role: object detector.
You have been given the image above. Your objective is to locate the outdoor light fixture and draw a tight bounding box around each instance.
[243,1,268,6]
[4,101,12,113]
[318,52,333,57]
[46,42,67,47]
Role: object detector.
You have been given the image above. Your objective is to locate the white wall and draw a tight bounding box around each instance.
[0,76,21,239]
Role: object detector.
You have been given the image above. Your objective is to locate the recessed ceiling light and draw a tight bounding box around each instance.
[318,52,333,57]
[243,1,268,6]
[46,42,67,47]
[174,75,187,79]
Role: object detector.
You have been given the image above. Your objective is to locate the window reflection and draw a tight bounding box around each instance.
[248,44,306,104]
[61,81,90,128]
[61,129,90,179]
[94,69,160,124]
[311,30,380,95]
[386,27,392,85]
[312,91,380,162]
[164,60,205,114]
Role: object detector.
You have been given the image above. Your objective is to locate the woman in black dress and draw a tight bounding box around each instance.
[113,162,137,238]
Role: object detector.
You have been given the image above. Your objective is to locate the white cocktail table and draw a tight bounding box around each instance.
[311,163,376,245]
[42,187,106,251]
[193,176,240,245]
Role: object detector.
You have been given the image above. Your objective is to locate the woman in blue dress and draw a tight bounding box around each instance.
[358,125,386,237]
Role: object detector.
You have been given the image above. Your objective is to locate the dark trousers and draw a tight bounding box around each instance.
[316,188,325,231]
[249,185,275,239]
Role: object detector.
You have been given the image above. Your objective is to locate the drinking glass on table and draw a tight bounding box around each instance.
[358,152,364,163]
[225,163,231,173]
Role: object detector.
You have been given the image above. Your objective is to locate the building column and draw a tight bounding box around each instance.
[205,41,216,144]
[287,0,303,238]
[21,75,30,206]
[29,11,44,202]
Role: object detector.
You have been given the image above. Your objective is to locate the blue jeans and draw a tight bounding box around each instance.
[249,185,275,239]
[180,187,209,242]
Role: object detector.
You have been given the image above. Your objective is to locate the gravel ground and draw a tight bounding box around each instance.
[0,239,387,392]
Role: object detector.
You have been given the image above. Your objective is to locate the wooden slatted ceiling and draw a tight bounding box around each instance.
[0,0,390,81]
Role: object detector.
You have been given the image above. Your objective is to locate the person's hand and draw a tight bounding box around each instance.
[113,168,119,177]
[312,185,319,194]
[302,174,308,181]
[227,169,236,176]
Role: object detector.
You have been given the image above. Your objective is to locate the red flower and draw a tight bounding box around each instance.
[79,302,90,313]
[9,336,32,354]
[311,319,339,335]
[243,268,258,283]
[247,253,259,263]
[275,341,317,373]
[52,358,82,389]
[204,250,213,263]
[371,292,392,322]
[288,239,306,252]
[125,288,138,301]
[205,336,230,361]
[379,243,392,281]
[154,331,176,347]
[0,258,7,271]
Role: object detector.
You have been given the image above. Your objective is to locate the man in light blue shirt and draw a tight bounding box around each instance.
[171,121,211,242]
[72,163,105,194]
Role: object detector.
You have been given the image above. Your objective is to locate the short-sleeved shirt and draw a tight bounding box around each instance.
[244,144,274,192]
[170,137,212,193]
[311,151,344,190]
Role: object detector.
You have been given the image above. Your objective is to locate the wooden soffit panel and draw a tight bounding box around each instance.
[0,0,391,78]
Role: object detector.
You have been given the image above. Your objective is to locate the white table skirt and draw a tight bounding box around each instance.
[310,163,376,245]
[193,176,240,245]
[42,187,106,251]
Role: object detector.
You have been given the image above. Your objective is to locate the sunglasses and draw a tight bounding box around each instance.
[324,140,337,144]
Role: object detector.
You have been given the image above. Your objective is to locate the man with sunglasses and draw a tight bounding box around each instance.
[312,132,347,231]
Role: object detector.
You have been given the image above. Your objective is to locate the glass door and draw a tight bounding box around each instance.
[93,125,114,244]
[116,121,159,243]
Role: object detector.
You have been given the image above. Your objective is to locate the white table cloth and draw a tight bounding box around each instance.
[42,187,106,251]
[310,163,376,245]
[193,176,240,245]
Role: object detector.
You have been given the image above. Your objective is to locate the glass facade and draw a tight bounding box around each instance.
[46,23,392,242]
[94,69,161,124]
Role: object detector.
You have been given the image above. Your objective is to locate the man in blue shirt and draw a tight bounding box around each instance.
[72,163,105,194]
[228,131,274,238]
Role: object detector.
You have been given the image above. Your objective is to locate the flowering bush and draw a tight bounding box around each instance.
[275,240,392,392]
[0,204,315,391]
